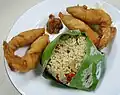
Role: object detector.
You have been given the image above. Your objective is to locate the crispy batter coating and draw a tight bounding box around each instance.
[67,5,112,27]
[98,27,116,49]
[59,12,99,45]
[3,28,49,72]
[8,28,45,51]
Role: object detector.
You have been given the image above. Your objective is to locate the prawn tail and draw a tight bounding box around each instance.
[3,41,27,72]
[98,27,117,49]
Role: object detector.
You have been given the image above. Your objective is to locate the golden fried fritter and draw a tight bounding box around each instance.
[59,12,99,45]
[3,28,49,72]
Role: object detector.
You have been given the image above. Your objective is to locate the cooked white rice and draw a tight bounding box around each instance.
[46,35,87,84]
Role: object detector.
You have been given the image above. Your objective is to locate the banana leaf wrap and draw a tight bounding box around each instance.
[41,30,105,91]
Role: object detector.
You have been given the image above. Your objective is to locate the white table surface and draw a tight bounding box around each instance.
[0,0,119,95]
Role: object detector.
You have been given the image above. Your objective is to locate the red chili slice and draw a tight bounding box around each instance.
[65,72,75,83]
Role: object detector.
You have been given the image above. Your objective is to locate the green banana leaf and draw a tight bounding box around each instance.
[41,30,105,91]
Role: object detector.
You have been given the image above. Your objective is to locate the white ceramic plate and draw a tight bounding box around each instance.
[4,0,120,95]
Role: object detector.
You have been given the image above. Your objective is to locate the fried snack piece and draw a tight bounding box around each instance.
[89,24,116,49]
[59,12,99,45]
[3,28,49,72]
[67,5,112,27]
[98,27,116,49]
[67,5,116,49]
[8,28,45,51]
[46,14,63,34]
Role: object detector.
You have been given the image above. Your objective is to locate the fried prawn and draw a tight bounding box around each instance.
[67,5,112,27]
[67,5,116,49]
[3,28,49,72]
[59,12,99,45]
